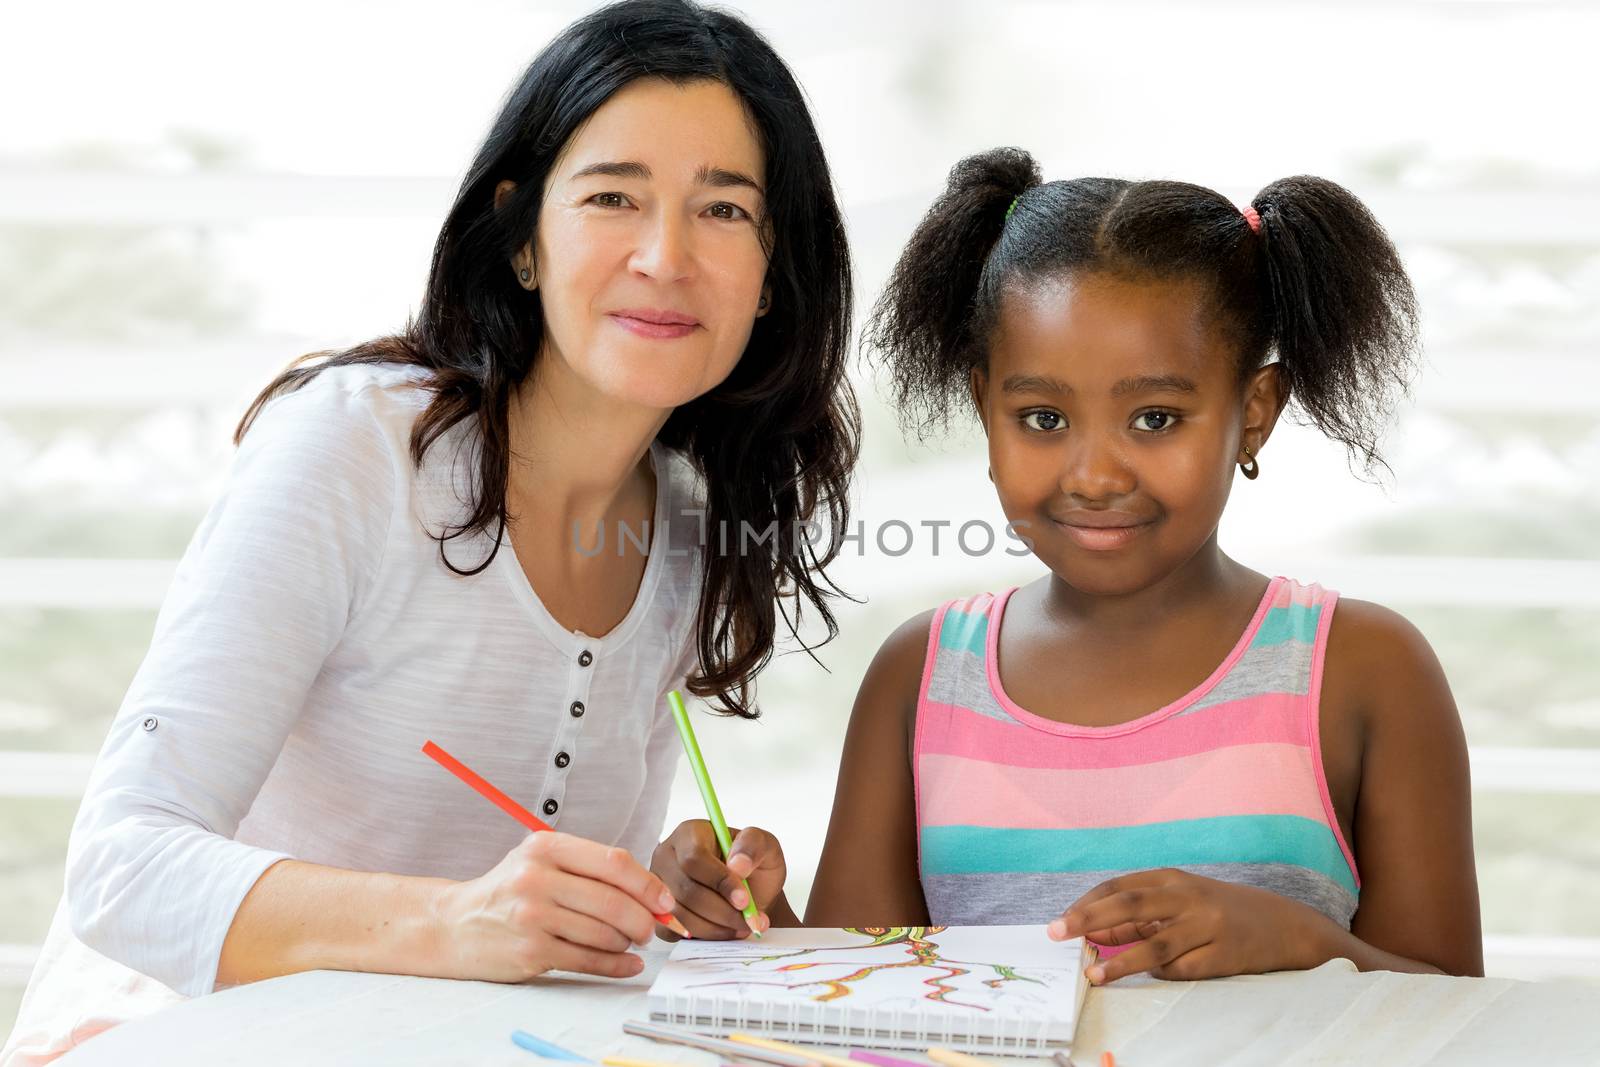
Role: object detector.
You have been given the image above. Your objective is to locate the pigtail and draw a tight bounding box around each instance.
[1252,176,1420,474]
[864,147,1041,437]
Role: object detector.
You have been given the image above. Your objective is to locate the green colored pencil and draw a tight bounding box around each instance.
[666,689,763,938]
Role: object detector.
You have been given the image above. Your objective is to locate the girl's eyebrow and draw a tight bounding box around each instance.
[567,160,763,195]
[999,373,1199,397]
[1110,374,1198,398]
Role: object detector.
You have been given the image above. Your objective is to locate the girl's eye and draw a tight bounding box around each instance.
[1134,411,1177,432]
[591,192,629,208]
[1022,411,1064,432]
[706,202,749,221]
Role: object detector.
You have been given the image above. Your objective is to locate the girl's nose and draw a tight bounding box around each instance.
[1058,434,1137,502]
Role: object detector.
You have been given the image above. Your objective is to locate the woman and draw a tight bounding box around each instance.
[3,1,855,1060]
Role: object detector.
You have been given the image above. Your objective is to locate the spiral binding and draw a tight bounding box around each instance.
[657,991,1057,1055]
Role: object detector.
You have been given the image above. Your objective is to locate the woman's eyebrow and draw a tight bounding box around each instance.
[694,164,763,195]
[569,160,651,181]
[566,160,762,196]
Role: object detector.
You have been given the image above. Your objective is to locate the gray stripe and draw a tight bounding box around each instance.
[1176,640,1314,717]
[923,863,1356,930]
[926,645,1017,724]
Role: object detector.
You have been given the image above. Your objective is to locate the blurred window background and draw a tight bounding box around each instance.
[3,0,1597,1033]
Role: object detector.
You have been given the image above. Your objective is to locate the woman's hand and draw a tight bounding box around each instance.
[430,832,677,982]
[651,820,785,940]
[1049,868,1339,984]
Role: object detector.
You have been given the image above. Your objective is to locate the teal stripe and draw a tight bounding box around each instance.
[1252,603,1322,648]
[921,815,1357,896]
[937,608,989,658]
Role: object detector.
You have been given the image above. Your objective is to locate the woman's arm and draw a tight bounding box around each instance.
[219,833,674,985]
[804,611,935,927]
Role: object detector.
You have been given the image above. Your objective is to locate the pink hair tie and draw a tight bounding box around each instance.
[1241,205,1262,233]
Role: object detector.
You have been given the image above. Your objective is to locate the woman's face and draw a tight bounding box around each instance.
[508,77,771,412]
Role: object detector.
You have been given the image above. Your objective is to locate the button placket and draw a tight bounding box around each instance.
[542,644,595,824]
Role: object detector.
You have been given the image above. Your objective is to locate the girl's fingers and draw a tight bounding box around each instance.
[548,869,660,948]
[668,874,751,936]
[1087,920,1209,985]
[1084,920,1159,946]
[1062,884,1185,939]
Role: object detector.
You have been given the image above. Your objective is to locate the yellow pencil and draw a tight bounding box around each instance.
[604,1058,695,1067]
[729,1034,859,1067]
[927,1049,998,1067]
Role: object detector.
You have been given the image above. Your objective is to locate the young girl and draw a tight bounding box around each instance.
[803,149,1483,983]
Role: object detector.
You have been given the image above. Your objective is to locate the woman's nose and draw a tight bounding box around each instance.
[630,210,693,283]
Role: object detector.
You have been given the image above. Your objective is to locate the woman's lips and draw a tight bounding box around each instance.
[608,309,700,339]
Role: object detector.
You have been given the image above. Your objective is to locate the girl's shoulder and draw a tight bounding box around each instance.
[1321,593,1459,741]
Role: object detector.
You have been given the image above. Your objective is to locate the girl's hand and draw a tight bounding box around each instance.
[1049,868,1337,984]
[651,819,784,940]
[431,832,676,982]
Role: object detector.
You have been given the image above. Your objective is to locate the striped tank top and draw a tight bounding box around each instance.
[914,576,1360,930]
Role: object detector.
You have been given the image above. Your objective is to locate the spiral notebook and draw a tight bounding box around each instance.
[646,925,1096,1056]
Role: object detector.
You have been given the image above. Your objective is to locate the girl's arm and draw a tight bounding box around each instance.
[1057,599,1483,981]
[805,611,935,927]
[1325,599,1483,976]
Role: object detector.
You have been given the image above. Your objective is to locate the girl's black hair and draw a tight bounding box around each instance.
[865,147,1419,472]
[237,0,859,718]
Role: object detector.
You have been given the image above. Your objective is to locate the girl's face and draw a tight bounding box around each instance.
[971,273,1284,598]
[500,77,771,411]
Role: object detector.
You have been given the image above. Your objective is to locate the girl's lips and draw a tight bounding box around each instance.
[1055,521,1150,551]
[608,313,699,339]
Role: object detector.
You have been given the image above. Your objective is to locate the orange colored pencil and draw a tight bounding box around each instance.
[422,739,691,938]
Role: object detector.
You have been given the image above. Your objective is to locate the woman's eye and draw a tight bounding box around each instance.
[591,192,628,208]
[1135,411,1176,432]
[1022,411,1064,432]
[706,202,749,221]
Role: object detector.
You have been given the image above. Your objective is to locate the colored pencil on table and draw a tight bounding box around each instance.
[422,739,691,938]
[624,1021,819,1067]
[927,1050,998,1067]
[850,1052,928,1067]
[731,1034,862,1067]
[665,690,763,938]
[510,1029,593,1060]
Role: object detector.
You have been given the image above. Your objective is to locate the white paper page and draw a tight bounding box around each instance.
[647,926,1088,1054]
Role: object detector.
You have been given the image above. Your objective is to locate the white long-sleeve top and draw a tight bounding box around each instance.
[3,362,706,1064]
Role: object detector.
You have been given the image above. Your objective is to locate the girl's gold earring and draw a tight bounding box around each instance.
[1239,451,1260,480]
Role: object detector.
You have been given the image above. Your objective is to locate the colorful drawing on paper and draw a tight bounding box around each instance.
[671,926,1056,1012]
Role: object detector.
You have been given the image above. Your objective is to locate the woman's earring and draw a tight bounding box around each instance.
[1239,449,1260,480]
[758,295,769,310]
[518,267,531,284]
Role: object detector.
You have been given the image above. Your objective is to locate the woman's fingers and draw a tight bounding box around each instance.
[547,868,660,948]
[536,903,636,955]
[540,931,646,979]
[539,833,676,919]
[1086,920,1209,985]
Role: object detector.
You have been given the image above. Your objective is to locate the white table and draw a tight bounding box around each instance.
[57,946,1600,1066]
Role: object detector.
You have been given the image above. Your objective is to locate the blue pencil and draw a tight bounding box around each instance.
[511,1029,594,1061]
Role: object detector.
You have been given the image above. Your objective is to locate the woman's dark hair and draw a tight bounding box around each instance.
[865,147,1419,472]
[236,0,858,718]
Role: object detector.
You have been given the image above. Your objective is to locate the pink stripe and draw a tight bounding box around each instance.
[1306,589,1361,890]
[918,690,1310,769]
[918,744,1327,830]
[912,600,955,877]
[983,579,1284,737]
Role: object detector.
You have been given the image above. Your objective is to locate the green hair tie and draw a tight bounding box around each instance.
[1004,196,1020,221]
